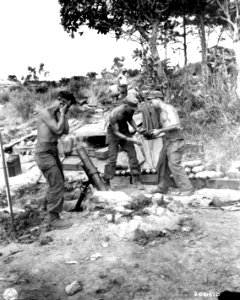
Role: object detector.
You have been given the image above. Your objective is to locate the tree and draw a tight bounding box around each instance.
[216,0,240,98]
[173,0,224,65]
[58,0,180,85]
[7,75,18,82]
[23,63,49,82]
[86,72,98,80]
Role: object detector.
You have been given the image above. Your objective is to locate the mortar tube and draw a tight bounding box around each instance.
[76,147,108,191]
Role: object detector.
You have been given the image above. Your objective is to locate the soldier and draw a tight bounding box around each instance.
[103,96,144,190]
[117,68,128,99]
[147,91,194,196]
[35,90,76,230]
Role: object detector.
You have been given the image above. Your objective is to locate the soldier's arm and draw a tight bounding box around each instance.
[110,116,129,141]
[110,116,141,145]
[128,118,138,131]
[154,106,180,135]
[40,109,66,135]
[62,116,69,135]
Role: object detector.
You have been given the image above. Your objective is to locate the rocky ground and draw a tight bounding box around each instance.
[1,110,240,300]
[1,182,240,300]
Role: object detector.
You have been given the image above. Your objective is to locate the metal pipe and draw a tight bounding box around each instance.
[76,147,108,191]
[0,132,15,233]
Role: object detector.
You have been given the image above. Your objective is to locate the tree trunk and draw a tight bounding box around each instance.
[183,13,187,66]
[199,9,209,82]
[233,27,240,99]
[149,20,167,81]
[199,11,207,64]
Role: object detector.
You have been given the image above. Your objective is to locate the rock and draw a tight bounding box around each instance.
[106,214,114,222]
[181,226,192,232]
[114,205,133,216]
[26,140,33,146]
[133,228,149,245]
[91,191,132,208]
[209,195,239,207]
[39,235,53,246]
[65,280,83,296]
[117,212,181,241]
[141,212,181,232]
[117,219,141,239]
[167,200,184,213]
[130,191,152,209]
[19,140,25,147]
[152,193,163,206]
[92,211,101,219]
[114,213,123,224]
[143,205,165,217]
[156,207,166,216]
[143,205,158,215]
[3,288,18,300]
[90,253,103,261]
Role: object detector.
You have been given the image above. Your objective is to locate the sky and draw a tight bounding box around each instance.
[0,0,230,81]
[0,0,143,80]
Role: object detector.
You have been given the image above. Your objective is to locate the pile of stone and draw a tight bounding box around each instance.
[85,190,195,244]
[182,160,224,180]
[226,161,240,179]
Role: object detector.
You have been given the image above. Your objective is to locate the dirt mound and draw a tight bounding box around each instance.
[0,208,47,244]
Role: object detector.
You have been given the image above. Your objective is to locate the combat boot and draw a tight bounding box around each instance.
[149,186,169,194]
[102,177,111,190]
[49,213,73,230]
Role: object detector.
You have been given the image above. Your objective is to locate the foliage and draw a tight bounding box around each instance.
[23,63,50,82]
[86,72,98,80]
[0,92,10,104]
[9,90,36,121]
[85,78,111,105]
[7,75,19,82]
[169,65,239,134]
[59,77,70,86]
[68,76,90,97]
[127,69,140,77]
[59,0,178,38]
[58,0,183,83]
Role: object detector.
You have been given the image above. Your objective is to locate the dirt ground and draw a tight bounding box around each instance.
[1,184,240,300]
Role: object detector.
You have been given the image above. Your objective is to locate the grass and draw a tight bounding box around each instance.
[1,70,239,173]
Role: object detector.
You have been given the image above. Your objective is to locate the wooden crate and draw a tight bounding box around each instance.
[7,155,22,177]
[62,156,83,171]
[140,174,158,185]
[95,147,109,159]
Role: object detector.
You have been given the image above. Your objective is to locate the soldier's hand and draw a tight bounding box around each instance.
[128,138,142,146]
[151,129,161,137]
[137,127,146,135]
[60,104,68,115]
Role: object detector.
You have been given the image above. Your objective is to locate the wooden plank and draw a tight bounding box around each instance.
[94,147,109,159]
[62,156,83,171]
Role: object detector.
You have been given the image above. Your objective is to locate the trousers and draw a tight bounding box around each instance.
[104,133,141,180]
[156,134,193,192]
[35,142,64,213]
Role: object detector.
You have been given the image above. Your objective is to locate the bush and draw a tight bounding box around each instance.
[68,76,90,96]
[0,92,10,104]
[9,90,36,120]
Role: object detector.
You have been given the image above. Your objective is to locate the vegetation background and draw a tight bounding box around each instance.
[1,0,240,173]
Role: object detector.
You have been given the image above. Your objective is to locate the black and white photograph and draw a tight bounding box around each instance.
[0,1,240,299]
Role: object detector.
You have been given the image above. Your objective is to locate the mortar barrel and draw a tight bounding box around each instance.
[76,147,108,191]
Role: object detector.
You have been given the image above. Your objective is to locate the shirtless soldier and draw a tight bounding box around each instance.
[35,90,76,229]
[103,96,145,190]
[147,91,194,196]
